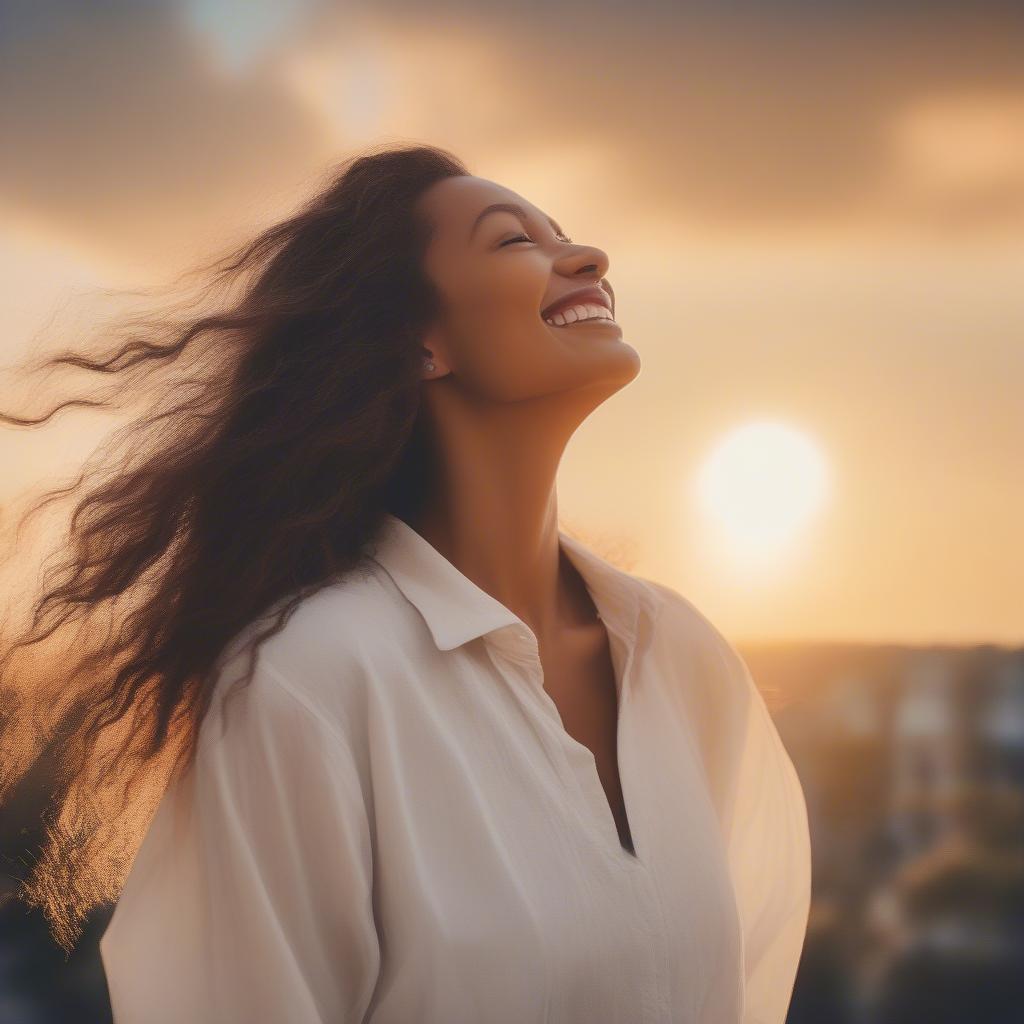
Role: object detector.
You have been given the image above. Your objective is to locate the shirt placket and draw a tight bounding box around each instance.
[487,624,670,1022]
[493,626,630,861]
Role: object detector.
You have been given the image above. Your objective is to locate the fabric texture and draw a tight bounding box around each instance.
[100,512,812,1023]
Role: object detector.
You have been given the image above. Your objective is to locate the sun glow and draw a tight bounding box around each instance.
[695,420,831,570]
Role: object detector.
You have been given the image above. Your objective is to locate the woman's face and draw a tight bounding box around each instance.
[415,175,641,403]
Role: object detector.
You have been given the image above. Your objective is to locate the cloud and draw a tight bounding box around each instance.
[456,6,1024,236]
[0,1,326,263]
[1,0,1022,261]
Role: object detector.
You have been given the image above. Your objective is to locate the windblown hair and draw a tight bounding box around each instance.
[0,142,470,953]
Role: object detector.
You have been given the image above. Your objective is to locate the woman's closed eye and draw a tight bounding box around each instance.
[499,232,574,247]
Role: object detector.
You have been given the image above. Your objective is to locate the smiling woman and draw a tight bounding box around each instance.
[1,141,810,1024]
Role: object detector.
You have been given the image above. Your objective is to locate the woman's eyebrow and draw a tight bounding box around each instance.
[468,202,564,241]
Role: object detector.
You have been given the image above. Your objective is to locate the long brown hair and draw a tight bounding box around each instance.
[0,142,469,953]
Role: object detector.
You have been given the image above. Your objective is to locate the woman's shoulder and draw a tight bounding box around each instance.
[642,577,764,728]
[644,579,806,845]
[214,560,422,734]
[644,578,744,671]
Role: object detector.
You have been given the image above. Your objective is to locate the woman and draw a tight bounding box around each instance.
[1,143,810,1022]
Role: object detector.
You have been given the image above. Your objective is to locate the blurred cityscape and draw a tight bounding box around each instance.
[749,642,1024,1024]
[2,642,1023,1023]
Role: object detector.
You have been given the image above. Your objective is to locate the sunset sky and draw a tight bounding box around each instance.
[1,1,1021,645]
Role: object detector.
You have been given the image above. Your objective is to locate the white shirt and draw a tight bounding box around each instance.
[100,512,812,1024]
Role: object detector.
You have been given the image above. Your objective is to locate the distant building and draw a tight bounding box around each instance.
[974,657,1024,789]
[888,653,962,858]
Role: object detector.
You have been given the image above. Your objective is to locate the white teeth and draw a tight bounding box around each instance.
[544,302,615,326]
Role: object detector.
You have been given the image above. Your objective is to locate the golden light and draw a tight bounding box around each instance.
[890,93,1024,197]
[695,420,831,570]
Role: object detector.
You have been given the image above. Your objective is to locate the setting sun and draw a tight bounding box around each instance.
[695,420,832,568]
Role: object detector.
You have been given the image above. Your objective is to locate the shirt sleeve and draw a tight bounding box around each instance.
[99,657,381,1024]
[718,647,813,1024]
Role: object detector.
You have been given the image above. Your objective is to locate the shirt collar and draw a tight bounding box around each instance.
[368,512,660,653]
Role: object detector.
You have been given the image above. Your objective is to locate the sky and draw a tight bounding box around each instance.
[0,0,1021,645]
